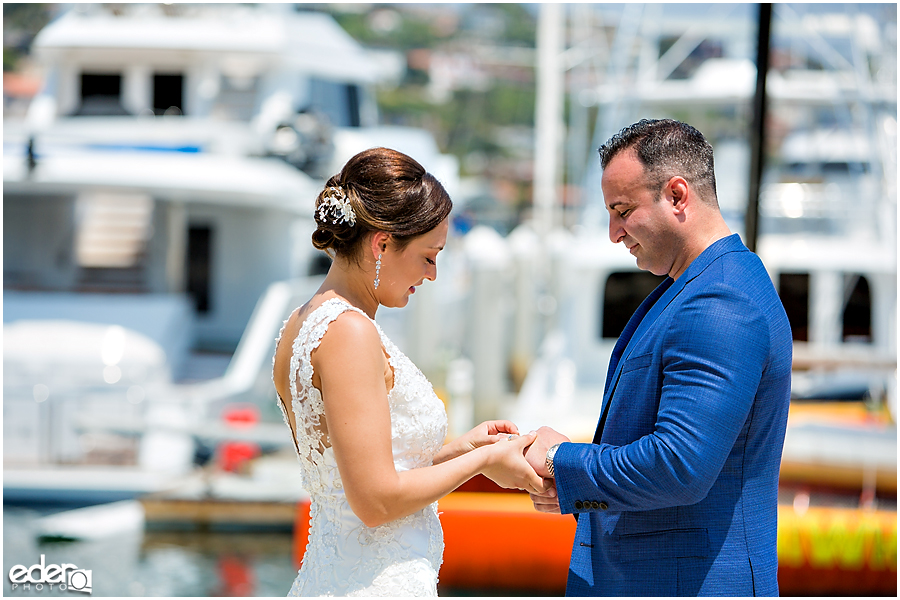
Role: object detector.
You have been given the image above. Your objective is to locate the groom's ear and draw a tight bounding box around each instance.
[665,177,689,213]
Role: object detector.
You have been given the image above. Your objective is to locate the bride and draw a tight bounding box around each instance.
[272,147,547,596]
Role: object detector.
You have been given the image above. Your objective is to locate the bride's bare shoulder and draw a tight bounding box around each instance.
[315,309,379,355]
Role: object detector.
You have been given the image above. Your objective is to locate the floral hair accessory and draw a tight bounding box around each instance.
[317,186,356,227]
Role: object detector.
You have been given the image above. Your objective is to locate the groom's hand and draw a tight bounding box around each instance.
[524,426,570,478]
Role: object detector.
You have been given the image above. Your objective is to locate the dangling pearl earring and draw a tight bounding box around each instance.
[374,253,382,289]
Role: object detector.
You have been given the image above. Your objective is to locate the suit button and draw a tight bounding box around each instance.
[574,501,583,510]
[599,502,609,510]
[590,501,600,509]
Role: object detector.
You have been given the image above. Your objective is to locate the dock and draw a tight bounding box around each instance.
[140,497,296,529]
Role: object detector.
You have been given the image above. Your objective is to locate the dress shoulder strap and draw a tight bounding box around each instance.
[289,298,372,403]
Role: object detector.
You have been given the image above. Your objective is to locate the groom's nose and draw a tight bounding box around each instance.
[609,215,625,244]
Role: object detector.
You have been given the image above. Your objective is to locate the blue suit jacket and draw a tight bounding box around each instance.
[555,234,792,596]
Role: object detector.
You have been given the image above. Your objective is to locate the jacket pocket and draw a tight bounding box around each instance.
[613,528,710,563]
[621,352,653,373]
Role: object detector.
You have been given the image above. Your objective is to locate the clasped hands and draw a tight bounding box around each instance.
[457,421,569,513]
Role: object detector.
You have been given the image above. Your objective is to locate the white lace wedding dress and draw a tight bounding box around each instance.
[275,298,448,596]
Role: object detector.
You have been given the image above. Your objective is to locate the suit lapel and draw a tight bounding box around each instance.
[618,275,685,364]
[592,234,748,444]
[602,277,672,396]
[593,277,673,443]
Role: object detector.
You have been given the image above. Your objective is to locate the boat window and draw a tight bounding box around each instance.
[186,225,213,313]
[211,75,259,121]
[842,274,872,343]
[600,272,666,339]
[75,73,130,116]
[778,273,809,342]
[308,78,363,128]
[346,84,361,127]
[784,161,869,178]
[153,73,184,116]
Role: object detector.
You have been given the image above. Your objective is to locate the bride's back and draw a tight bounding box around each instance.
[274,296,447,596]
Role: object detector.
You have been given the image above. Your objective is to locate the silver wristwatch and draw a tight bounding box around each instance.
[545,443,562,478]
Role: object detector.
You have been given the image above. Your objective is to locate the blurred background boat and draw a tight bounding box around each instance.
[3,3,896,596]
[3,2,458,506]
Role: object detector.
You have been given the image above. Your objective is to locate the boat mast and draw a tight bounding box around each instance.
[532,2,564,239]
[745,3,772,254]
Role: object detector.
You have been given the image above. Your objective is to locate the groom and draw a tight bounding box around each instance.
[525,119,792,596]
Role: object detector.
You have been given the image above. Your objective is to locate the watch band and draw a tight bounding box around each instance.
[545,443,562,478]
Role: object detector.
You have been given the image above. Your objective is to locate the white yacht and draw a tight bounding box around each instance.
[2,3,458,504]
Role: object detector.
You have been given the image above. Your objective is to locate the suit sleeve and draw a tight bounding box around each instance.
[554,283,770,513]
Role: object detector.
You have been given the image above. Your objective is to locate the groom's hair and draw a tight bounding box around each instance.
[599,119,719,208]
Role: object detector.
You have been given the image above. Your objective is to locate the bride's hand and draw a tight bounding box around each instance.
[434,420,520,464]
[461,419,520,449]
[479,431,551,495]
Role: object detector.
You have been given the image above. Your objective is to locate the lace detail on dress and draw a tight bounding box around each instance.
[274,298,447,597]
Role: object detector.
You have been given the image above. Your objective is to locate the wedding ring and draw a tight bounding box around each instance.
[508,434,516,441]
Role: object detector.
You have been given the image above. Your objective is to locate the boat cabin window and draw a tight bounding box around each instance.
[779,272,873,344]
[842,274,872,343]
[75,73,130,116]
[186,225,213,313]
[211,75,260,121]
[784,161,870,178]
[153,73,184,116]
[600,272,666,339]
[308,78,363,128]
[778,273,809,342]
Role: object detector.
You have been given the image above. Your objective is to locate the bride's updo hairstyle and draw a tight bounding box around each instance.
[312,147,452,261]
